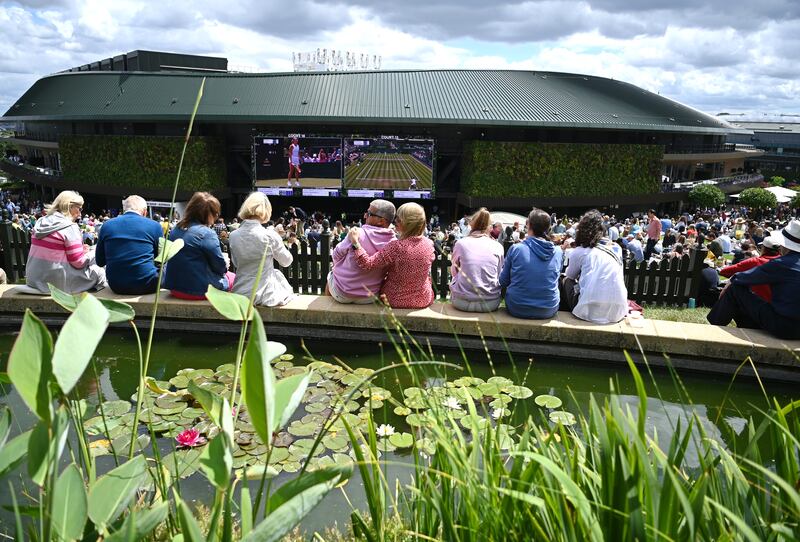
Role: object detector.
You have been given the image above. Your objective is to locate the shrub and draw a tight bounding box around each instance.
[461,141,662,198]
[60,135,226,192]
[769,175,786,187]
[737,187,778,210]
[688,183,726,208]
[791,193,800,209]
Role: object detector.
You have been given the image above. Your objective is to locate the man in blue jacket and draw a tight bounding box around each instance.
[96,195,163,294]
[707,219,800,339]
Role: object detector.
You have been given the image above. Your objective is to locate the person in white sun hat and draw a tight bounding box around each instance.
[707,219,800,339]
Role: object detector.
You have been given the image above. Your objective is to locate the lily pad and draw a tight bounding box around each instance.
[153,404,186,416]
[268,447,291,463]
[273,432,294,448]
[477,383,502,397]
[181,407,205,420]
[487,376,514,387]
[353,367,374,377]
[288,421,318,437]
[240,464,279,480]
[549,411,576,426]
[169,376,190,389]
[83,416,121,436]
[322,435,349,452]
[89,439,111,457]
[377,440,397,453]
[534,394,563,409]
[282,461,302,473]
[163,448,203,479]
[393,406,412,416]
[505,386,534,400]
[388,432,414,449]
[489,396,512,409]
[99,400,132,417]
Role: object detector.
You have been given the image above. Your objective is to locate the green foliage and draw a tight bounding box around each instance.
[461,141,662,198]
[769,175,786,187]
[790,193,800,209]
[60,134,226,192]
[738,187,778,209]
[52,464,88,541]
[688,183,726,208]
[87,455,148,529]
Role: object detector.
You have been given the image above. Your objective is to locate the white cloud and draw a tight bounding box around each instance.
[0,0,797,116]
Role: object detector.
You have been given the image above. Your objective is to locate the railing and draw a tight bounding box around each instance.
[0,159,63,181]
[663,143,738,154]
[0,221,707,307]
[662,173,764,192]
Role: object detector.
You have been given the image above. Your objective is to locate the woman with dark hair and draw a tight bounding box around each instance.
[499,207,562,319]
[561,209,628,324]
[164,192,235,299]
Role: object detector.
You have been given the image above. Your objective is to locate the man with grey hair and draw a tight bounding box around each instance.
[96,195,164,294]
[327,199,395,303]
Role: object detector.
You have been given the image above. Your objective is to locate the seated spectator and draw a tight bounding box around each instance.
[329,199,395,304]
[560,210,628,324]
[229,192,294,307]
[718,233,782,302]
[25,190,106,294]
[449,208,504,312]
[163,192,234,299]
[96,195,163,294]
[347,202,434,309]
[707,219,800,339]
[499,208,562,319]
[626,234,644,262]
[706,232,723,258]
[731,240,758,265]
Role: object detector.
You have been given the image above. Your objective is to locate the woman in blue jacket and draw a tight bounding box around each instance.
[500,208,562,319]
[164,192,234,299]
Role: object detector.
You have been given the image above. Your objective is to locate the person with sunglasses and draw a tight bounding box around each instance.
[328,199,396,303]
[25,190,106,293]
[347,202,435,309]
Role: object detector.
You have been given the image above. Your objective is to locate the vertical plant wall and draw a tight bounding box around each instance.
[461,141,662,198]
[60,135,227,192]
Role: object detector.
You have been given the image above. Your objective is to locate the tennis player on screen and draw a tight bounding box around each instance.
[287,137,302,187]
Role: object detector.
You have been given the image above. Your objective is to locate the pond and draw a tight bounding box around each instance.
[0,329,794,537]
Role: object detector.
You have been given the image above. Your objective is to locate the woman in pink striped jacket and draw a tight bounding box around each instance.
[25,190,106,293]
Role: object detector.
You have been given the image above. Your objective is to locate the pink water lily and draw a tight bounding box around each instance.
[175,428,206,448]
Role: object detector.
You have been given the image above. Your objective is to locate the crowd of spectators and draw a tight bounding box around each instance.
[2,187,799,340]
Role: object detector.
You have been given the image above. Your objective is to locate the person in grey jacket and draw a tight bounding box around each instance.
[229,192,294,306]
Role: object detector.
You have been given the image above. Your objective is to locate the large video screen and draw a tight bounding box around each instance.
[254,136,342,189]
[343,137,434,193]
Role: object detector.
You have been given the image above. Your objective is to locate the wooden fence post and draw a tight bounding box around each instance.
[0,220,15,282]
[687,247,709,303]
[319,220,331,293]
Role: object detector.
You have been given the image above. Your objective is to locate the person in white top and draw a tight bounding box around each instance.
[228,192,295,307]
[560,210,628,324]
[287,137,302,187]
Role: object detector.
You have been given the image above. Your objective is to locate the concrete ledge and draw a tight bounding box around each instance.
[1,285,798,381]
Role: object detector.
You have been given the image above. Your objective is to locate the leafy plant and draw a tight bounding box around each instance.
[60,134,227,192]
[461,141,662,198]
[769,175,786,187]
[738,187,778,214]
[689,183,726,208]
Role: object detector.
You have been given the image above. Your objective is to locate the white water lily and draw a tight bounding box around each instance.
[491,408,507,420]
[442,397,462,410]
[376,424,395,438]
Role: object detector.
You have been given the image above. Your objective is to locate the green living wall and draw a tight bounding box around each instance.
[461,141,662,198]
[60,135,227,192]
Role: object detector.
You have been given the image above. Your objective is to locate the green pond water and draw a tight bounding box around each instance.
[0,330,796,536]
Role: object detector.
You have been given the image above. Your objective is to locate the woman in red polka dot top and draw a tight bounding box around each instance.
[347,202,435,309]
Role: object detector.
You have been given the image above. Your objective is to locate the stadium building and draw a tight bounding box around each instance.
[0,50,762,215]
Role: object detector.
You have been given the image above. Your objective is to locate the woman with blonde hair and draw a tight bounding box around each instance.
[449,208,504,312]
[163,192,234,299]
[228,192,294,306]
[347,202,434,308]
[26,190,106,293]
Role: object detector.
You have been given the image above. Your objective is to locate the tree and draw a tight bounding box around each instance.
[790,193,800,209]
[688,184,725,208]
[769,175,786,187]
[737,187,778,215]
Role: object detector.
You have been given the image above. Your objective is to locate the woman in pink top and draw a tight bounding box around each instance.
[347,202,435,309]
[449,208,504,312]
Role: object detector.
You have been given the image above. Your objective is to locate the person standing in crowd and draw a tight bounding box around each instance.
[718,232,783,302]
[707,219,800,339]
[347,202,434,309]
[163,192,234,299]
[25,190,106,293]
[644,209,662,260]
[449,208,505,312]
[499,208,562,319]
[95,195,163,294]
[329,199,395,303]
[228,192,294,307]
[560,210,628,324]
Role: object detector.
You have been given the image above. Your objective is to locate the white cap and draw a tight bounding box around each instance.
[761,232,784,249]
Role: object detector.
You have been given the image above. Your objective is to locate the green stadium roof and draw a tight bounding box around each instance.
[2,69,747,134]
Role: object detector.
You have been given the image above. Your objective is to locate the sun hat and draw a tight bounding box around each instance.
[760,232,784,249]
[777,219,800,253]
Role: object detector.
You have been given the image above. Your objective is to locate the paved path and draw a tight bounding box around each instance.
[1,285,798,381]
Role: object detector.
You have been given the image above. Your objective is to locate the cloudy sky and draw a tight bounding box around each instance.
[2,0,799,117]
